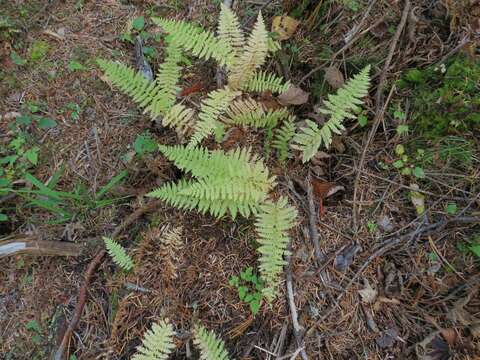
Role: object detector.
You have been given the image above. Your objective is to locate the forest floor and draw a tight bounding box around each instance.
[1,0,479,359]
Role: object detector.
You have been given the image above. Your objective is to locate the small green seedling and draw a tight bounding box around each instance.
[229,266,264,316]
[134,132,157,156]
[392,144,425,179]
[366,220,377,233]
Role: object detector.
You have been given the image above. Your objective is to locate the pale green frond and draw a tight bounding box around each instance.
[188,88,240,147]
[152,17,235,67]
[225,98,289,128]
[132,320,176,360]
[292,65,371,162]
[255,197,297,302]
[103,237,134,271]
[218,4,244,59]
[148,145,275,219]
[143,40,183,115]
[193,324,230,360]
[228,12,269,89]
[241,71,290,94]
[97,58,188,134]
[272,116,296,162]
[161,103,196,135]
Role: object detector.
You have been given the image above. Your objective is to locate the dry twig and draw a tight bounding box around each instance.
[53,199,162,360]
[352,0,412,230]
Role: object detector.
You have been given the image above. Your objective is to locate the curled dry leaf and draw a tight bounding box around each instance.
[221,127,244,151]
[272,15,300,41]
[277,86,309,106]
[358,279,378,304]
[376,327,399,349]
[310,177,344,216]
[334,243,362,272]
[324,66,345,89]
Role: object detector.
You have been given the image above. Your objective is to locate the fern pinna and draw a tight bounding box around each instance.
[103,237,134,271]
[132,320,176,360]
[292,65,371,162]
[193,324,231,360]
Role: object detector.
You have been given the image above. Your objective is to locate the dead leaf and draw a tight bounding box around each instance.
[376,327,399,348]
[447,289,477,326]
[277,86,309,106]
[439,328,457,347]
[334,244,361,272]
[358,279,378,304]
[331,136,345,153]
[370,21,389,38]
[259,91,283,110]
[377,215,394,232]
[272,15,300,41]
[221,127,244,151]
[310,178,344,216]
[415,331,451,360]
[310,165,325,177]
[324,67,344,89]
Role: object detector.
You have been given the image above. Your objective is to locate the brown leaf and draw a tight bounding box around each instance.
[324,66,344,89]
[310,178,335,200]
[277,86,309,106]
[358,279,378,304]
[272,15,300,41]
[376,327,399,349]
[221,127,244,151]
[331,136,345,153]
[334,244,362,272]
[439,328,457,347]
[259,91,283,110]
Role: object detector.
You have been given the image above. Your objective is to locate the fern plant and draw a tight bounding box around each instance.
[193,324,230,360]
[148,145,295,299]
[292,65,371,162]
[103,237,134,271]
[99,5,291,148]
[132,320,176,360]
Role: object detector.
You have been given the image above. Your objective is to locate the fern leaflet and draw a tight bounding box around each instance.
[103,237,134,271]
[272,116,296,162]
[241,71,290,94]
[162,103,196,135]
[228,12,269,89]
[193,324,230,360]
[152,17,235,68]
[218,4,244,58]
[132,320,176,360]
[255,197,297,302]
[188,87,240,147]
[224,98,289,128]
[292,65,371,162]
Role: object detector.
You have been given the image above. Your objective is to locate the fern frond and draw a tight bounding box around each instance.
[225,98,289,128]
[98,58,190,135]
[148,145,275,219]
[152,17,235,67]
[193,324,230,360]
[132,320,176,360]
[241,71,290,94]
[159,226,184,279]
[292,65,371,162]
[228,12,269,89]
[189,87,240,147]
[103,237,134,271]
[144,40,183,114]
[255,197,297,302]
[218,4,244,59]
[161,103,196,135]
[272,116,296,162]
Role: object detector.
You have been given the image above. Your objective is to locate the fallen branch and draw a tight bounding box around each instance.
[306,176,325,265]
[352,0,411,230]
[53,249,105,360]
[0,236,81,258]
[53,199,162,360]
